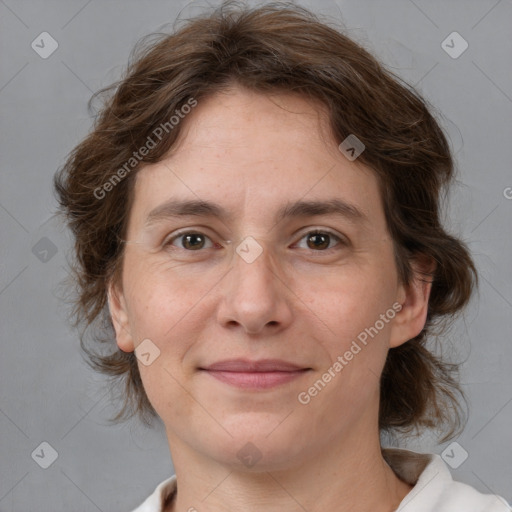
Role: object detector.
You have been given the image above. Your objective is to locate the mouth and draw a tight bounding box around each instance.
[199,359,312,390]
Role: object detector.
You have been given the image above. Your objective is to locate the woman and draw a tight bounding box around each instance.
[54,2,511,511]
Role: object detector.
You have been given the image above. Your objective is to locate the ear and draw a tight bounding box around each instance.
[107,279,135,353]
[389,255,435,348]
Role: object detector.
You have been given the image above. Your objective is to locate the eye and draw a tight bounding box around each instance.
[163,228,347,253]
[294,229,345,251]
[164,230,215,251]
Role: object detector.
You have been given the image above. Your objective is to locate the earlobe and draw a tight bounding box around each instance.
[389,257,435,349]
[107,281,135,353]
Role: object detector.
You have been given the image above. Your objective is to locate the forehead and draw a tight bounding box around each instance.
[128,86,384,232]
[169,86,341,163]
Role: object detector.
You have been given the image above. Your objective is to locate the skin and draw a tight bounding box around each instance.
[108,85,433,512]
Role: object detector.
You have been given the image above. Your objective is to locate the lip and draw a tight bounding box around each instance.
[201,358,307,372]
[199,359,311,390]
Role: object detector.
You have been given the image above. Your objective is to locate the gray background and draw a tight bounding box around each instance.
[1,0,511,510]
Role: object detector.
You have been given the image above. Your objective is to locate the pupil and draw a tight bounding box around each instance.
[184,234,204,249]
[309,233,329,250]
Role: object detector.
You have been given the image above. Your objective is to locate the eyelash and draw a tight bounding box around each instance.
[163,229,347,253]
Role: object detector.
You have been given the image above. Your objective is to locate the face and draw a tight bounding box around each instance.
[108,85,430,471]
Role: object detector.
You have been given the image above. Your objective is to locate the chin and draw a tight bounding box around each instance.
[206,420,311,472]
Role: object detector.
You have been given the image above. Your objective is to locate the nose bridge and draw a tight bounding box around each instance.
[231,234,278,297]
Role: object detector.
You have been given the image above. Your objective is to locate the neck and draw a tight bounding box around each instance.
[164,429,413,512]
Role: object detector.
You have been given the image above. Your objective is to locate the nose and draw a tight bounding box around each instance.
[216,237,294,336]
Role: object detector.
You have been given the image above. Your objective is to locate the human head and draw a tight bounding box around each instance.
[54,1,477,444]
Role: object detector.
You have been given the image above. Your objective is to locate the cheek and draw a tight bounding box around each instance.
[125,266,208,417]
[300,275,395,408]
[138,359,198,420]
[301,267,398,398]
[302,264,397,339]
[122,254,210,344]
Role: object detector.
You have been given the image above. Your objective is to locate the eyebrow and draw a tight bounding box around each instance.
[144,197,368,228]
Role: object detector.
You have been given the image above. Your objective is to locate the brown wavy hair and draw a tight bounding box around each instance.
[54,0,477,441]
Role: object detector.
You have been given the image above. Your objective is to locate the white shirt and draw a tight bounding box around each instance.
[131,448,511,511]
